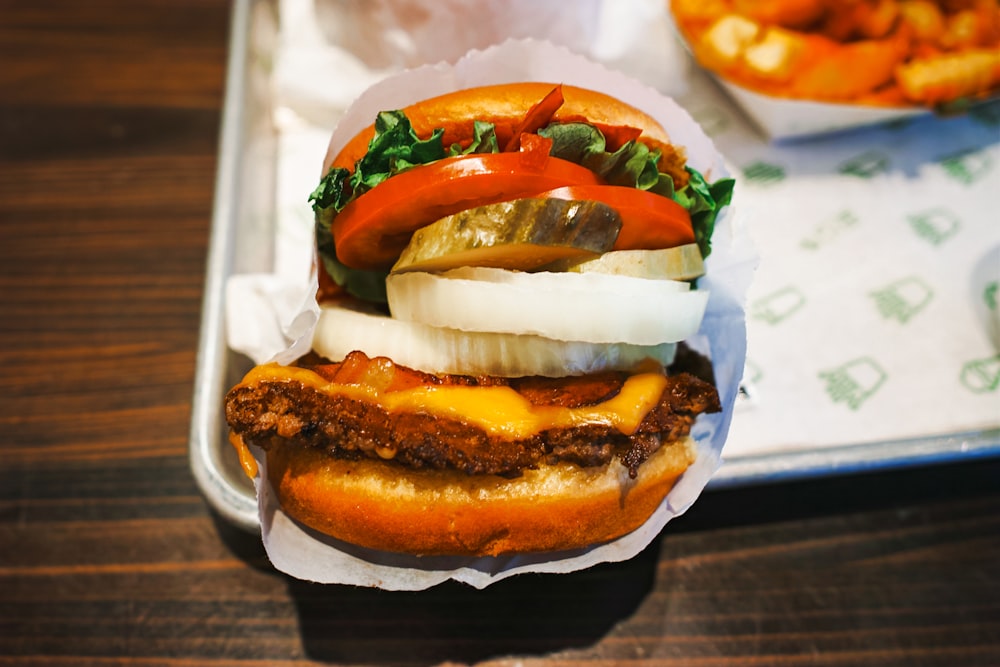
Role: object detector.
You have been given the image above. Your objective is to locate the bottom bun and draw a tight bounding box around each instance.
[267,438,697,557]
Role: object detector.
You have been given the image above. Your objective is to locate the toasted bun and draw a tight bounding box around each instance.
[325,82,676,173]
[267,436,696,557]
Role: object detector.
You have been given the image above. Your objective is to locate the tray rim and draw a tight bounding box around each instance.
[709,428,1000,489]
[189,0,260,532]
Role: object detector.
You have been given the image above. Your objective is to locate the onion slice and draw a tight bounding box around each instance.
[312,302,677,378]
[386,267,708,345]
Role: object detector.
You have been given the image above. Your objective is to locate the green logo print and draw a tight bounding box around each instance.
[742,161,786,185]
[839,151,890,178]
[819,357,887,410]
[870,276,934,323]
[985,281,998,312]
[906,208,961,246]
[940,148,993,185]
[800,210,860,251]
[750,286,806,324]
[960,355,1000,393]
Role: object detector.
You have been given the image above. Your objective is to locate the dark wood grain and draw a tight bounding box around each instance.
[1,1,999,665]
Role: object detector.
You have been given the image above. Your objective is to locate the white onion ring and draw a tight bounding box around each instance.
[312,302,677,377]
[386,267,708,345]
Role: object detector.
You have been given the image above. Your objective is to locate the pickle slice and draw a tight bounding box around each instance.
[390,198,621,274]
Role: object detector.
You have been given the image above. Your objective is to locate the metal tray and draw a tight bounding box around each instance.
[189,0,277,531]
[189,0,1000,531]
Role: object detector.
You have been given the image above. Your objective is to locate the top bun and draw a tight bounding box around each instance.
[325,82,677,173]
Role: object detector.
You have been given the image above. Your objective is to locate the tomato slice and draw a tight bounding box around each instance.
[333,150,604,270]
[537,185,695,251]
[503,84,564,151]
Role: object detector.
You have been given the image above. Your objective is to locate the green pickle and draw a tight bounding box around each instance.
[390,198,622,274]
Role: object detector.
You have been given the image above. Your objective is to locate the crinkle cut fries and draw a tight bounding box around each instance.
[671,0,1000,106]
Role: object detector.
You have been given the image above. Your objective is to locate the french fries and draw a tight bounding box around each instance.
[671,0,1000,106]
[897,48,1000,103]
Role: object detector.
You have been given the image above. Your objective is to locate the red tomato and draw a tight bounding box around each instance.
[537,185,694,251]
[332,150,604,270]
[503,84,565,151]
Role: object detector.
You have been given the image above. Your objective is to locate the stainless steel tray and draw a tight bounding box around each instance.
[189,0,1000,531]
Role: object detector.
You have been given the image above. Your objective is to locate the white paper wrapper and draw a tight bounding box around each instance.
[313,0,601,71]
[227,37,754,589]
[717,80,929,141]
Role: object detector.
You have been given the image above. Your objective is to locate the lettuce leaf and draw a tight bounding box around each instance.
[678,169,734,260]
[450,120,499,155]
[309,111,449,302]
[538,123,661,191]
[313,207,388,303]
[309,169,387,302]
[351,111,446,194]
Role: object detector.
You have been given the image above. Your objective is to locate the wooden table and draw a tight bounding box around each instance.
[2,1,999,664]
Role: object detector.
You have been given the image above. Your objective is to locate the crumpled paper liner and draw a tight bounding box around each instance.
[312,0,601,71]
[717,80,929,140]
[227,38,756,589]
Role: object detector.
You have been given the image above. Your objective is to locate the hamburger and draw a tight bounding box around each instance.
[224,81,734,557]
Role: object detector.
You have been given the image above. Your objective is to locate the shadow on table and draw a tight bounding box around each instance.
[212,456,1000,665]
[672,455,1000,534]
[285,536,661,665]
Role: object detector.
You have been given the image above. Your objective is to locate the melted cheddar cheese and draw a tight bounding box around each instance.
[228,431,258,479]
[238,363,668,441]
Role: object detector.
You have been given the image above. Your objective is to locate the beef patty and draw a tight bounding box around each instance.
[225,351,720,478]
